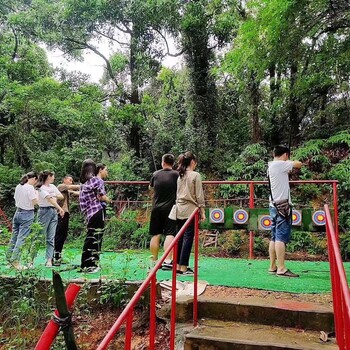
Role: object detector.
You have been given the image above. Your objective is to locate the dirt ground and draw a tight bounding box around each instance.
[0,285,333,349]
[202,285,333,306]
[72,285,333,349]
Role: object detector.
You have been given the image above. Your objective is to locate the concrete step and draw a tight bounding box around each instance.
[184,319,338,350]
[172,295,334,332]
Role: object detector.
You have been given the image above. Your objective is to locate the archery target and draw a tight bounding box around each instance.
[209,208,225,223]
[312,210,326,226]
[258,215,272,230]
[292,210,302,226]
[233,209,249,224]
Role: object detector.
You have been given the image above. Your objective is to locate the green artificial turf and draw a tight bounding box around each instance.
[1,246,349,294]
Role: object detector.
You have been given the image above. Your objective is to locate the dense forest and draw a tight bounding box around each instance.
[1,0,350,230]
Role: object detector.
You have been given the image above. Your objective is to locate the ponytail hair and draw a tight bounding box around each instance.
[36,170,54,189]
[80,159,96,184]
[19,171,38,185]
[177,151,197,178]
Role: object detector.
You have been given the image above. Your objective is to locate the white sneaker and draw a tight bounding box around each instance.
[86,266,100,273]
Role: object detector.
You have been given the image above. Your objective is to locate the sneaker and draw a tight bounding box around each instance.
[161,261,173,270]
[86,266,100,274]
[52,260,61,267]
[182,267,194,276]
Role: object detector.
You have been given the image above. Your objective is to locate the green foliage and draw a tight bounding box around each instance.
[287,231,327,256]
[340,233,350,260]
[97,280,129,308]
[293,139,324,161]
[253,235,269,257]
[0,165,23,212]
[103,210,149,250]
[218,230,247,256]
[0,272,54,348]
[219,143,269,199]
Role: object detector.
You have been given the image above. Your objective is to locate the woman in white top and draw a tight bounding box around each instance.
[175,151,206,275]
[7,172,39,270]
[37,171,64,267]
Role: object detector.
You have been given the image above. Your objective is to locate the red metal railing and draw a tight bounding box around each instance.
[35,283,81,349]
[325,204,350,350]
[106,180,340,255]
[96,208,200,350]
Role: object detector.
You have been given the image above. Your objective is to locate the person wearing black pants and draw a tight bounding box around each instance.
[176,219,194,270]
[174,151,206,276]
[79,160,111,273]
[53,175,80,266]
[81,209,104,269]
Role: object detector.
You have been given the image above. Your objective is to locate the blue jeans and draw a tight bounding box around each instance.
[38,207,58,259]
[269,207,291,244]
[7,209,35,262]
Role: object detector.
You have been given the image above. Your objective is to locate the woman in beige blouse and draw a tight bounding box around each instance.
[175,151,206,275]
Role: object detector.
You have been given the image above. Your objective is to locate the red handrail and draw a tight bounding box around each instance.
[324,204,350,350]
[97,209,200,350]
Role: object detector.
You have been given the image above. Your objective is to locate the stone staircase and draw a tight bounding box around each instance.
[162,294,338,349]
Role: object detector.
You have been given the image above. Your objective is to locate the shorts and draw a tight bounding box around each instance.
[149,207,176,236]
[269,207,291,244]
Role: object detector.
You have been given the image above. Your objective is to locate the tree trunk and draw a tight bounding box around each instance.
[249,72,262,143]
[289,63,299,146]
[128,34,141,158]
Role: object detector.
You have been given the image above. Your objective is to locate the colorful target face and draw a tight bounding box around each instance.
[258,215,272,230]
[233,209,249,224]
[292,210,302,226]
[312,210,326,226]
[209,208,225,223]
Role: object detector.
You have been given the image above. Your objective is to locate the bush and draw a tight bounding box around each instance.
[103,210,149,250]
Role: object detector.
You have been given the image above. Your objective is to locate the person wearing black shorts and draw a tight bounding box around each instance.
[149,154,178,270]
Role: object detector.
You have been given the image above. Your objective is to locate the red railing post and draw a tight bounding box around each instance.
[35,284,81,350]
[125,308,133,350]
[249,182,255,259]
[325,204,350,350]
[332,182,339,242]
[193,210,199,327]
[149,274,157,350]
[170,242,178,350]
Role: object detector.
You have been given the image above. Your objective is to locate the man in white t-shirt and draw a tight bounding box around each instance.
[268,145,302,278]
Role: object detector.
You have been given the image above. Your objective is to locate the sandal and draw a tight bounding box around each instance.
[268,268,277,274]
[277,269,299,278]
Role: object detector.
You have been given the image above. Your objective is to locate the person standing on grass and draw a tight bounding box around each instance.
[7,172,38,270]
[149,154,179,270]
[268,145,302,278]
[79,160,111,273]
[175,151,205,276]
[53,175,80,266]
[37,171,65,267]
